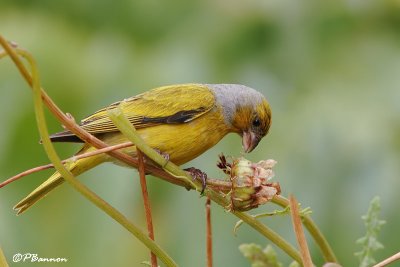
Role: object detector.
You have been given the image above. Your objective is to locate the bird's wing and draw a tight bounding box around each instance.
[50,84,216,142]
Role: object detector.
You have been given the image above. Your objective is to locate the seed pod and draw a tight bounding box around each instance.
[220,157,280,211]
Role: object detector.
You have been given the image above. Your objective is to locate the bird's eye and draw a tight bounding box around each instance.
[252,117,261,127]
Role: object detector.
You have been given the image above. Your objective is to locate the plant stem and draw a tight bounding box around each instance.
[273,195,338,263]
[373,252,400,267]
[207,190,302,264]
[0,37,177,267]
[138,150,158,267]
[206,197,213,267]
[234,210,302,263]
[31,56,177,267]
[0,246,9,267]
[289,195,313,267]
[0,142,133,188]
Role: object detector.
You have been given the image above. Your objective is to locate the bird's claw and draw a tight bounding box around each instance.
[185,167,207,194]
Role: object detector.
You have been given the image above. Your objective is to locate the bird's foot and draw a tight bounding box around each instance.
[184,167,207,194]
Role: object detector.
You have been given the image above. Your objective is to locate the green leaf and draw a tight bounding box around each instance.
[354,196,386,267]
[288,262,301,267]
[239,244,283,267]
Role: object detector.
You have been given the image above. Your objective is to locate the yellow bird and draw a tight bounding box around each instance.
[14,83,272,214]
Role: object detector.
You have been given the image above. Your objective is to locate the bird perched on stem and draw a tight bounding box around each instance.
[14,83,272,214]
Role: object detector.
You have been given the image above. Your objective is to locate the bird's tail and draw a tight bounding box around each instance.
[14,147,106,215]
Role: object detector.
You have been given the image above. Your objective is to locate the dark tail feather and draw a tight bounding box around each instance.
[48,130,84,143]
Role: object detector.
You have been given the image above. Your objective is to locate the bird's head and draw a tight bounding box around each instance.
[208,84,272,153]
[232,98,271,153]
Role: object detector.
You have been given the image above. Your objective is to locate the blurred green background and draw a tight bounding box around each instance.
[1,0,400,266]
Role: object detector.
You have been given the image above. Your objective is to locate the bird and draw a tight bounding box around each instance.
[14,83,272,214]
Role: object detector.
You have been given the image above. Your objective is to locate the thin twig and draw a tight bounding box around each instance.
[206,197,213,267]
[0,142,133,188]
[138,150,158,267]
[289,194,313,267]
[373,252,400,267]
[0,164,53,188]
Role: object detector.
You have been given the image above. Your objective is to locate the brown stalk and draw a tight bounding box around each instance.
[373,252,400,267]
[289,194,313,267]
[0,164,54,188]
[137,150,158,267]
[206,197,213,267]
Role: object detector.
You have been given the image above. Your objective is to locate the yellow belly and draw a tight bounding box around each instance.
[100,108,231,165]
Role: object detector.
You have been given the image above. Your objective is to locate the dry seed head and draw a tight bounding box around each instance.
[222,156,280,211]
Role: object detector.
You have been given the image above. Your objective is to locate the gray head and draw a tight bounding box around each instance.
[207,84,272,152]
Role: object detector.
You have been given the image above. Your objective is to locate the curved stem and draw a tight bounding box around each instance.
[0,36,177,267]
[235,211,302,263]
[273,195,338,263]
[209,190,302,264]
[0,246,9,267]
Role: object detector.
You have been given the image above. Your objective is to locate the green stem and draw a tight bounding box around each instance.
[209,191,303,264]
[1,38,177,267]
[235,211,302,263]
[0,246,9,267]
[273,195,338,263]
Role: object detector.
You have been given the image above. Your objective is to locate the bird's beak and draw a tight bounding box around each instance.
[242,131,260,153]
